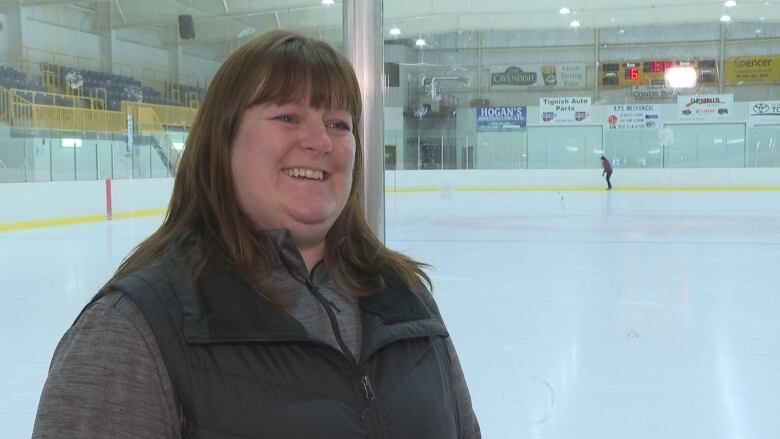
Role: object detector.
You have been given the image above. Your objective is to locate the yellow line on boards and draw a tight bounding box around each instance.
[112,208,167,220]
[0,214,107,232]
[0,209,167,233]
[384,186,780,193]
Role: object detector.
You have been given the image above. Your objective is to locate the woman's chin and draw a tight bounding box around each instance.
[285,218,333,243]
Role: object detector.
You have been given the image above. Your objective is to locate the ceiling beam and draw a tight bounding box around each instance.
[111,3,325,29]
[114,0,126,25]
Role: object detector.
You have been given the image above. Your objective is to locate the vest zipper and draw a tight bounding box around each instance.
[361,375,375,400]
[304,278,385,438]
[304,280,357,364]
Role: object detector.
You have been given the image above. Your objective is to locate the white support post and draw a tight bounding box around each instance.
[343,0,385,242]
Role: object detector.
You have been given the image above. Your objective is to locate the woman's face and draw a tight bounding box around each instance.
[231,96,356,257]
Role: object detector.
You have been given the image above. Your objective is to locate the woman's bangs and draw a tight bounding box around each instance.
[250,44,360,121]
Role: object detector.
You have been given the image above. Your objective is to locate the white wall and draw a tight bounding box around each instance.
[180,53,219,85]
[22,18,100,64]
[112,178,173,213]
[0,180,106,223]
[0,178,173,225]
[0,11,9,60]
[114,39,169,77]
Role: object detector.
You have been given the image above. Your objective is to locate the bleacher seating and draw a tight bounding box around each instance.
[2,62,205,112]
[0,65,45,93]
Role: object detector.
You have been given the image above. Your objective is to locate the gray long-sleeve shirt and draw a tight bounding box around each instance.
[33,251,480,438]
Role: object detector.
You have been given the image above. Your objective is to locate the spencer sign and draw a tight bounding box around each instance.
[724,56,780,84]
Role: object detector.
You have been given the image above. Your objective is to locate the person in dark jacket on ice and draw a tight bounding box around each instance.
[601,155,613,190]
[33,30,480,439]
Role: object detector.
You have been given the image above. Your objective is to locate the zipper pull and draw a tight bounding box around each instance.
[361,375,376,400]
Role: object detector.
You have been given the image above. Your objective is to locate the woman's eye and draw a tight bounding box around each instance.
[328,121,352,131]
[276,115,296,123]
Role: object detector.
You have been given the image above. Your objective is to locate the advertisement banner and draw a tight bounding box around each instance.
[476,106,527,132]
[631,86,681,99]
[748,101,780,127]
[491,64,586,89]
[677,94,733,121]
[606,104,660,130]
[724,56,780,84]
[539,97,591,124]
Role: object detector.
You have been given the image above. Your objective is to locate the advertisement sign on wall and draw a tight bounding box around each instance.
[476,106,527,132]
[631,86,681,99]
[491,64,586,89]
[677,94,733,121]
[539,97,591,124]
[724,56,780,84]
[748,101,780,127]
[606,104,660,130]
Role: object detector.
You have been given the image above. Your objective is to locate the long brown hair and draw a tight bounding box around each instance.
[102,29,430,298]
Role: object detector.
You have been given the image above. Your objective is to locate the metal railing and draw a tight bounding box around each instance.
[0,86,197,134]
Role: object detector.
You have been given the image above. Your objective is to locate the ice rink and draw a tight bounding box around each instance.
[2,190,780,438]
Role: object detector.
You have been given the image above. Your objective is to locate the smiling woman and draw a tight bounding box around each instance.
[31,29,481,439]
[230,100,357,270]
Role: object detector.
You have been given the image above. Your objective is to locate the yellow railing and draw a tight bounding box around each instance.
[128,103,182,173]
[135,106,166,134]
[142,67,206,105]
[122,102,197,128]
[0,87,196,134]
[3,87,121,133]
[12,105,126,133]
[0,87,8,123]
[8,88,102,109]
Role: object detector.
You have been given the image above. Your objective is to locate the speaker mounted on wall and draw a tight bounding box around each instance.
[178,15,195,40]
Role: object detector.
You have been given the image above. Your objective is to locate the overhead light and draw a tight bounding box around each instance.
[415,38,426,46]
[389,27,401,36]
[570,20,581,28]
[720,14,732,22]
[237,27,256,38]
[724,0,736,7]
[665,66,697,88]
[321,0,334,5]
[559,7,571,14]
[173,142,185,151]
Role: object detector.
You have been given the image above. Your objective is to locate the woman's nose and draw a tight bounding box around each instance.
[300,118,333,153]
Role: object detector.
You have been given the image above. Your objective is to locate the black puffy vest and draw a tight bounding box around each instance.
[113,258,463,438]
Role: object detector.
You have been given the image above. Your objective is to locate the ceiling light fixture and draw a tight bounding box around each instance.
[415,38,426,47]
[570,20,581,28]
[720,14,732,22]
[665,66,698,88]
[389,27,401,36]
[724,0,736,7]
[559,7,571,14]
[321,0,334,5]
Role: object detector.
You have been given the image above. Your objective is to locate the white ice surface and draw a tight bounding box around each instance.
[2,190,780,438]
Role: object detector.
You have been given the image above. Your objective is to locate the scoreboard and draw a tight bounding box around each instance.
[600,59,718,87]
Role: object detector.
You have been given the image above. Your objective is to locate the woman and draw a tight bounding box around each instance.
[33,30,480,438]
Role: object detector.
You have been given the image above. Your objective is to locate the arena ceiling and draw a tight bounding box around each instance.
[3,0,779,49]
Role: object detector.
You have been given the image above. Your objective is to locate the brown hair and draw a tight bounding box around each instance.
[102,29,430,299]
